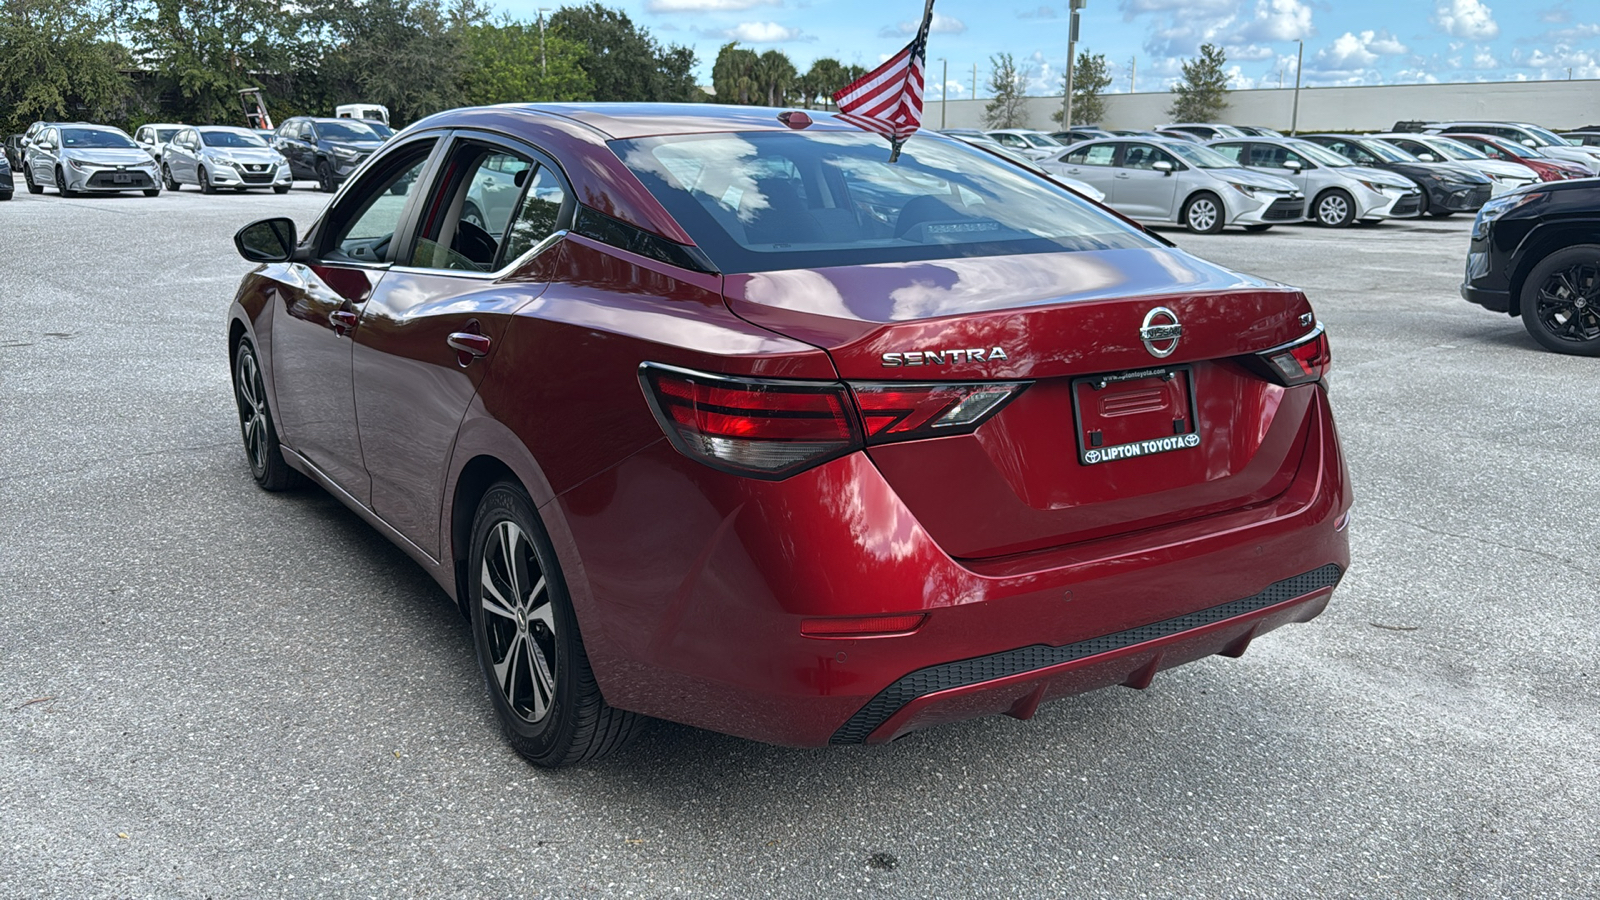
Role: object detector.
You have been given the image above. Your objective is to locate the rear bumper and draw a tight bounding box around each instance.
[1461,282,1512,312]
[556,383,1351,748]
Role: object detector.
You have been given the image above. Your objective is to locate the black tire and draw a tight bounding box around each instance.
[273,185,290,194]
[1242,223,1272,233]
[55,166,75,197]
[468,481,643,767]
[1312,189,1355,227]
[1181,192,1225,234]
[142,188,160,197]
[24,166,42,194]
[1429,209,1455,219]
[0,192,11,202]
[316,160,337,193]
[163,163,180,191]
[1519,245,1600,356]
[199,166,216,194]
[232,340,304,490]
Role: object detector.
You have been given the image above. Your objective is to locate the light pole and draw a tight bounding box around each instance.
[1129,55,1136,93]
[1290,40,1303,135]
[1061,0,1087,128]
[940,57,948,128]
[538,8,552,77]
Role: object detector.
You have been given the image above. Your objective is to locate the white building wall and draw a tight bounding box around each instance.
[925,79,1600,133]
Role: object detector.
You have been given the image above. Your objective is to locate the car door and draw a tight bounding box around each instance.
[1112,142,1181,218]
[1053,142,1119,196]
[352,134,572,553]
[28,127,54,184]
[269,137,441,501]
[169,130,195,182]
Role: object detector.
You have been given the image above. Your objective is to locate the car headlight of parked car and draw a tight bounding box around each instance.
[332,147,360,160]
[1357,181,1388,194]
[67,157,94,171]
[1472,190,1548,241]
[1226,182,1257,197]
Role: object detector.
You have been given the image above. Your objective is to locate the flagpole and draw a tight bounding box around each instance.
[889,0,936,162]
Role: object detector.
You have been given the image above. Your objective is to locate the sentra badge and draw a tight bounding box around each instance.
[881,347,1010,367]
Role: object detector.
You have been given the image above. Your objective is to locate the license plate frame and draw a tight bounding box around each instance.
[112,173,132,184]
[1071,365,1202,466]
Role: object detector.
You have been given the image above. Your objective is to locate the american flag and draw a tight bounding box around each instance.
[832,0,936,141]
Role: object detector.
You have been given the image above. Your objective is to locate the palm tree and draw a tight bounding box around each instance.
[753,49,796,107]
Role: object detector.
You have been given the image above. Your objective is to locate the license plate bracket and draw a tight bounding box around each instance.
[1071,365,1201,465]
[113,173,131,184]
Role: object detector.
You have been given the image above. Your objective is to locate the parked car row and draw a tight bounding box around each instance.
[7,114,393,198]
[941,119,1598,234]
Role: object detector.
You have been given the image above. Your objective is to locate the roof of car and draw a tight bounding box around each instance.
[195,125,258,133]
[500,103,885,140]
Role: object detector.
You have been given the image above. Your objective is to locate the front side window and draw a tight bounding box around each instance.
[1122,143,1177,170]
[323,141,436,265]
[614,131,1160,274]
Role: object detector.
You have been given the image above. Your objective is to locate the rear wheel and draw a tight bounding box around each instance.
[24,166,42,194]
[162,163,180,191]
[273,185,290,194]
[1313,189,1355,227]
[468,482,643,767]
[232,340,304,490]
[1181,192,1224,234]
[1520,245,1600,356]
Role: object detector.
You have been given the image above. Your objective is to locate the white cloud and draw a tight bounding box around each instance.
[880,12,967,38]
[646,0,779,10]
[1237,0,1313,42]
[719,21,805,42]
[1434,0,1499,40]
[1472,46,1499,68]
[1314,30,1409,70]
[1018,6,1058,19]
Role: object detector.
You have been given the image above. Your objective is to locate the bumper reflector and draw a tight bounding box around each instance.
[801,614,927,638]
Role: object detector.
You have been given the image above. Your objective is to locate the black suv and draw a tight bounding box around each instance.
[270,116,386,192]
[1462,180,1600,355]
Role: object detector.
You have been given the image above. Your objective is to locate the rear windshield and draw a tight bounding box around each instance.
[612,131,1160,274]
[202,130,267,148]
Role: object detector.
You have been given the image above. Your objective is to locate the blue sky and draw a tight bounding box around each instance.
[501,0,1600,98]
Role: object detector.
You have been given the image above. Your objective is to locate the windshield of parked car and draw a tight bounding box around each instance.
[154,129,179,143]
[1165,142,1239,169]
[1358,139,1415,163]
[1524,125,1570,147]
[201,130,268,148]
[316,121,381,142]
[1020,133,1063,148]
[615,131,1161,274]
[1288,140,1354,167]
[1421,137,1486,161]
[61,128,138,150]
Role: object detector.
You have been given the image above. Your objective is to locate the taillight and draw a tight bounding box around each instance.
[850,381,1029,444]
[1250,324,1331,386]
[639,363,862,479]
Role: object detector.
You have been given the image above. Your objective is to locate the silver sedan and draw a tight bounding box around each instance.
[161,126,292,194]
[21,124,161,197]
[1041,138,1305,233]
[1205,137,1422,227]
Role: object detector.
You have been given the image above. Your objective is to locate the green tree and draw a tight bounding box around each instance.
[1169,43,1230,122]
[125,0,298,123]
[460,17,593,105]
[549,3,698,102]
[711,42,758,104]
[752,49,796,107]
[798,57,846,108]
[983,52,1030,128]
[1053,49,1110,126]
[304,0,473,126]
[0,0,129,134]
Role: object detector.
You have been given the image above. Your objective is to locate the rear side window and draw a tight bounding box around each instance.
[1064,144,1116,166]
[409,141,571,272]
[1210,143,1244,163]
[614,131,1159,275]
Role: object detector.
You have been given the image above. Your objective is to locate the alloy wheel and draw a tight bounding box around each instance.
[479,520,558,723]
[1187,198,1218,233]
[1317,194,1350,226]
[1533,262,1600,346]
[233,348,270,478]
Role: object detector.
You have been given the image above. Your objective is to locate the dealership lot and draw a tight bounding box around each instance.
[1,181,1596,898]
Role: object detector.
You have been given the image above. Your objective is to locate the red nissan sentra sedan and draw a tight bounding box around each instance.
[226,104,1351,767]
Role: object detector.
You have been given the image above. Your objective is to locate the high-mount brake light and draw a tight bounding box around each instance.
[1252,323,1331,386]
[638,363,862,480]
[850,382,1030,444]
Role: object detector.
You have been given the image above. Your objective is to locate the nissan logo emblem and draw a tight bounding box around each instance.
[1139,307,1183,358]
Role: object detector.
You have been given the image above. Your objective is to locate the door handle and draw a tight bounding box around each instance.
[448,332,491,366]
[1115,173,1130,179]
[329,310,358,336]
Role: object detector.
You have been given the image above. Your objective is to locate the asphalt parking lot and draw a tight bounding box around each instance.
[2,179,1596,899]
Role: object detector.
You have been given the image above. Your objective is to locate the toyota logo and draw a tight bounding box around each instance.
[1139,307,1182,358]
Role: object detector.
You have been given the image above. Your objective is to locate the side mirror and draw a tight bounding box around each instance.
[235,217,298,263]
[36,141,54,151]
[1418,153,1436,162]
[1282,159,1303,170]
[1153,160,1174,174]
[1522,139,1537,148]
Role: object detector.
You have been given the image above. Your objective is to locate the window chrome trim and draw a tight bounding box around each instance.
[388,229,570,281]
